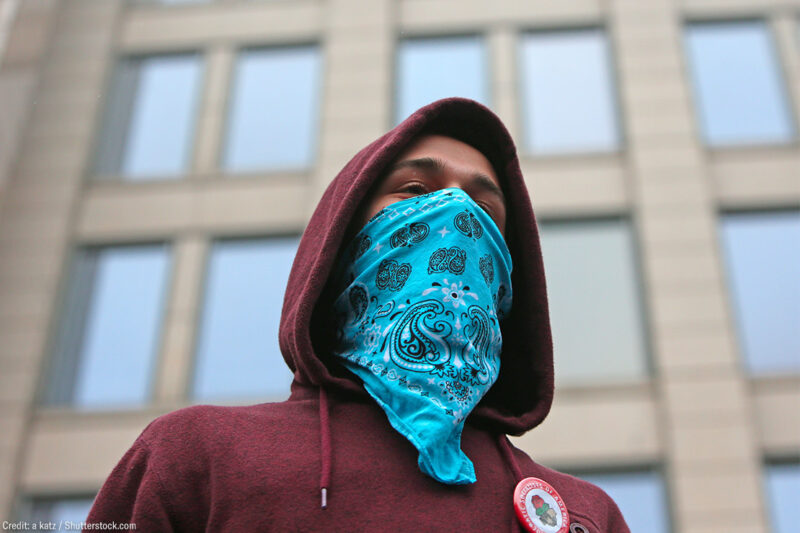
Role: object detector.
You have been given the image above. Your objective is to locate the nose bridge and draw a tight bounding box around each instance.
[436,162,473,192]
[441,181,465,193]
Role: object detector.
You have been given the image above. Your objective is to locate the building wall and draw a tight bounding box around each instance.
[0,1,798,532]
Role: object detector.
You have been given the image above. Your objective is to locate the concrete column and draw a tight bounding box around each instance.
[488,27,520,142]
[153,236,208,404]
[310,0,394,212]
[192,45,234,177]
[0,0,124,520]
[610,1,766,532]
[773,14,800,130]
[0,0,48,202]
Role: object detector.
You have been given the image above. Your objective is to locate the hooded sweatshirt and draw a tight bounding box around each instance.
[83,98,630,533]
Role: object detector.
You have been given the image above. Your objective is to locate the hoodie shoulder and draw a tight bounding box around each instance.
[537,464,630,533]
[139,404,246,448]
[130,404,235,463]
[86,401,319,532]
[83,405,220,532]
[84,405,233,532]
[139,401,317,453]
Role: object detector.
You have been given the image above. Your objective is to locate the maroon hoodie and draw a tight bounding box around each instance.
[84,98,629,532]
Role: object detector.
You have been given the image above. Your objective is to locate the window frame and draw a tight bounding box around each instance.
[393,31,491,127]
[90,50,205,182]
[220,41,323,175]
[38,242,174,411]
[681,17,798,149]
[14,494,97,526]
[188,233,301,404]
[517,24,626,157]
[537,214,654,385]
[718,207,800,375]
[763,458,800,533]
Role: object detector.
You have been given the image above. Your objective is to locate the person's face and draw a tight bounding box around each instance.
[350,135,507,239]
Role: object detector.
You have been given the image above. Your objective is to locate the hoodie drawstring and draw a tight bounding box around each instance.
[319,387,332,510]
[497,434,523,533]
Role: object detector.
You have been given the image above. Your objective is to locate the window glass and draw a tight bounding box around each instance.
[94,54,203,179]
[45,245,171,409]
[720,211,800,373]
[192,237,299,402]
[396,36,487,123]
[580,471,670,533]
[539,219,648,383]
[765,462,800,533]
[224,46,321,172]
[685,20,794,146]
[24,497,95,530]
[519,28,621,154]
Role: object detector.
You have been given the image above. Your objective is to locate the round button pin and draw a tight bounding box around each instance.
[513,477,570,533]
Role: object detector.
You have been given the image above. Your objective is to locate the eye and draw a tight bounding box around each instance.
[476,201,493,215]
[400,182,428,195]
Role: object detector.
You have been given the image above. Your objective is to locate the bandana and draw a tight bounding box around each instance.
[330,187,513,484]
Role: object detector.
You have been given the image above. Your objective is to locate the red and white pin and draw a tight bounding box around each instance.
[513,477,570,533]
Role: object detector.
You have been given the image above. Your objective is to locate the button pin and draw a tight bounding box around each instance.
[513,477,570,533]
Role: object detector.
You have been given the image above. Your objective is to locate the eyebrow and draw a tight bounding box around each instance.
[388,157,506,203]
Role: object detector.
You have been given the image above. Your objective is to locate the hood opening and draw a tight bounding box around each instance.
[280,97,554,436]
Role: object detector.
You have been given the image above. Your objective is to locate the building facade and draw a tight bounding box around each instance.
[0,0,798,531]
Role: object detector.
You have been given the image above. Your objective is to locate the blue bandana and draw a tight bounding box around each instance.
[331,187,513,484]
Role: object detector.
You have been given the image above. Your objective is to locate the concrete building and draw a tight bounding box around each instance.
[0,0,798,531]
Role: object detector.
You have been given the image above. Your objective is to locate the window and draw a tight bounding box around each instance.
[224,46,321,172]
[519,28,621,154]
[720,211,800,374]
[192,237,299,402]
[539,219,648,383]
[44,244,171,409]
[94,53,203,179]
[396,35,487,124]
[684,20,794,146]
[21,496,95,529]
[579,470,670,533]
[765,462,800,533]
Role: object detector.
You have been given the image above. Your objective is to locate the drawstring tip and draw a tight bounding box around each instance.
[320,488,328,510]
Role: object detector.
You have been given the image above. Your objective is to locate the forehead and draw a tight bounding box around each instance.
[390,134,500,187]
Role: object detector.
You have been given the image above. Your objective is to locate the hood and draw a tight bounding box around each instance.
[278,97,553,436]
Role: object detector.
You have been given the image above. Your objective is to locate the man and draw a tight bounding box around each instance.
[84,98,629,532]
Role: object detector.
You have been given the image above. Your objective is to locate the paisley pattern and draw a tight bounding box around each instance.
[427,246,467,275]
[454,210,484,240]
[440,379,474,407]
[494,284,508,320]
[375,259,411,291]
[381,299,455,375]
[352,234,372,260]
[479,255,494,286]
[459,305,497,385]
[390,222,430,248]
[330,187,513,485]
[348,285,368,323]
